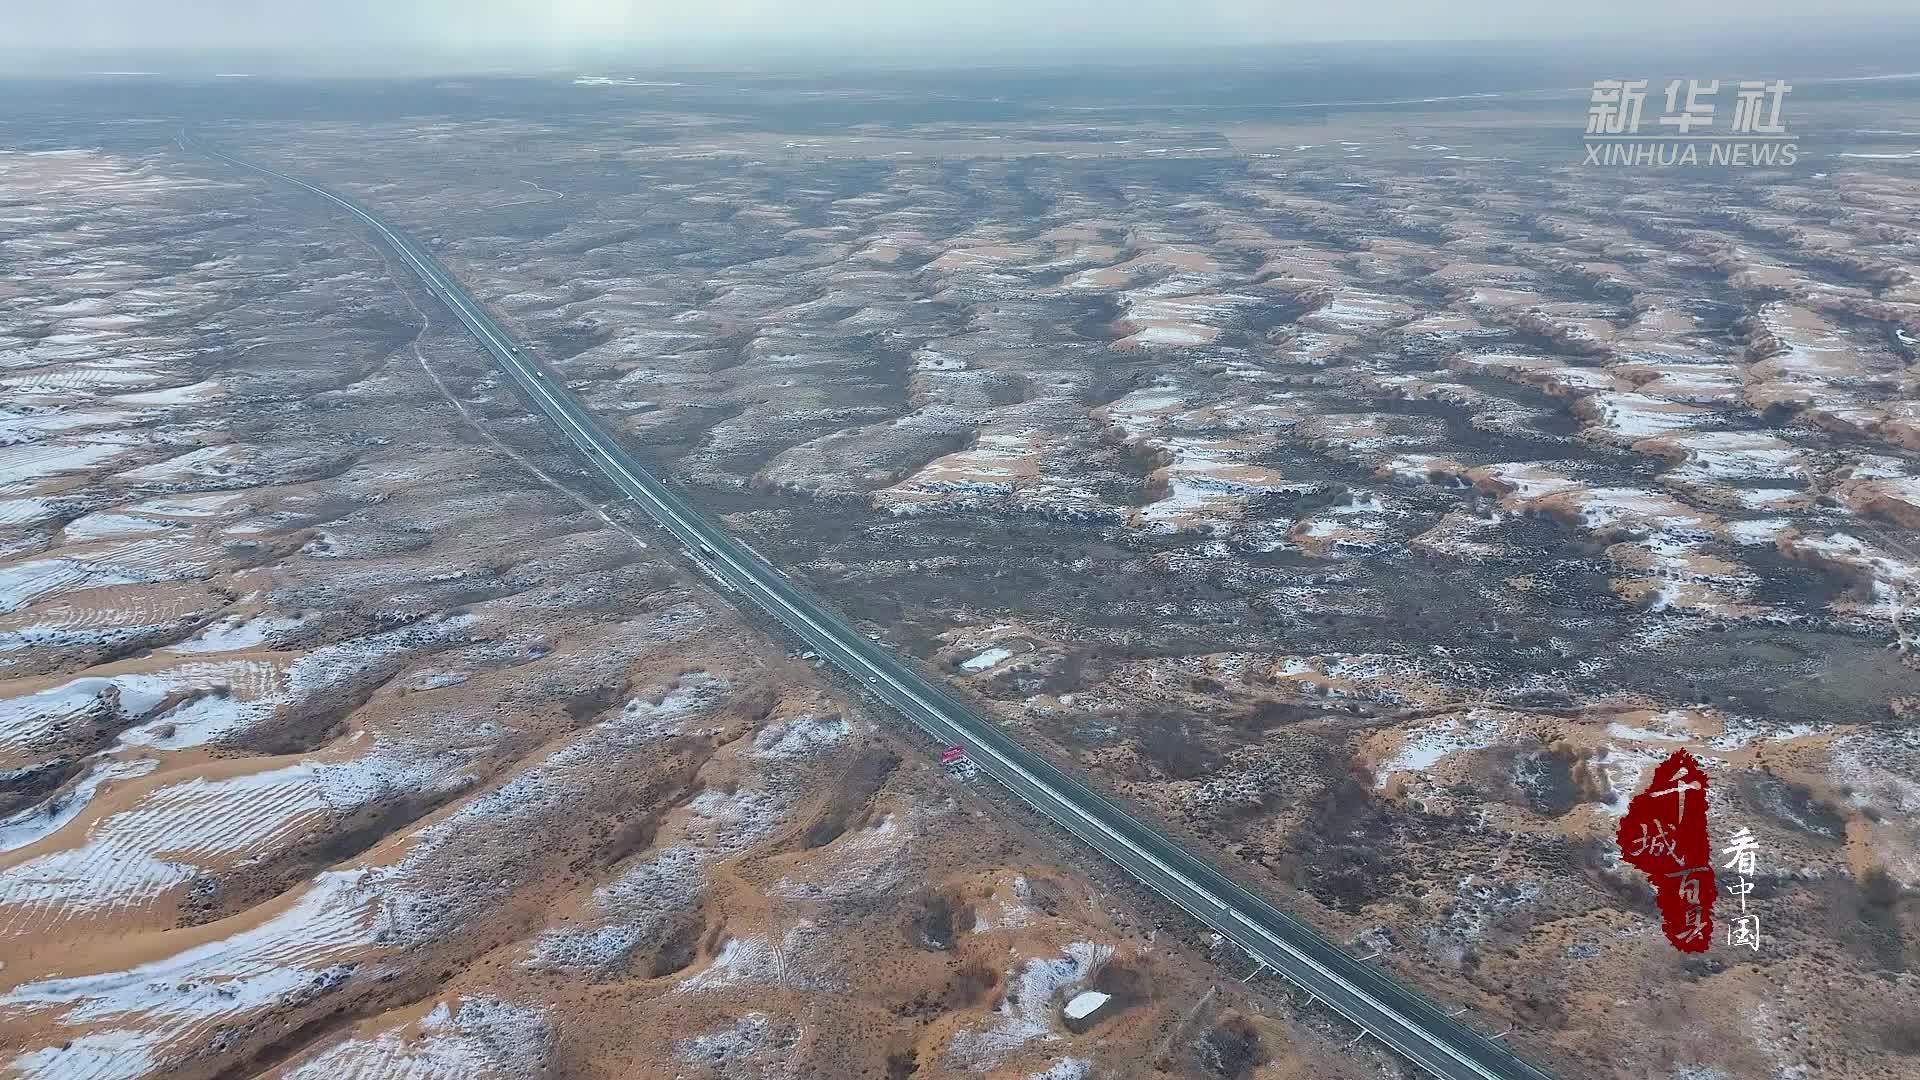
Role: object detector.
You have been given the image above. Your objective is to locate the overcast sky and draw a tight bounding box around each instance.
[10,0,1913,60]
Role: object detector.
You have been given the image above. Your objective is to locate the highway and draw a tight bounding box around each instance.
[184,133,1555,1080]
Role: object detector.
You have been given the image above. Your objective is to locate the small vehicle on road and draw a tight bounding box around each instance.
[940,745,979,779]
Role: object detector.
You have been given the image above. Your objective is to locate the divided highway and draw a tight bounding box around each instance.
[185,133,1556,1080]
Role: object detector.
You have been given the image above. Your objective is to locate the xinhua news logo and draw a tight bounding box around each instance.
[1583,79,1798,167]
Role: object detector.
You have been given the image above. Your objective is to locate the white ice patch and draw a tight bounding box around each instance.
[115,691,275,749]
[283,997,553,1080]
[675,922,837,993]
[675,1013,779,1073]
[1375,712,1503,788]
[8,1029,159,1080]
[0,754,448,930]
[912,349,968,372]
[0,442,131,493]
[617,673,729,739]
[111,380,222,407]
[946,942,1113,1067]
[683,787,787,854]
[1606,712,1692,743]
[0,654,297,756]
[1581,393,1705,440]
[771,812,912,901]
[1423,875,1541,968]
[1657,431,1804,482]
[1,870,382,1072]
[0,558,141,614]
[525,846,707,973]
[0,677,118,751]
[284,614,477,703]
[129,492,245,518]
[1126,324,1211,346]
[1829,733,1920,816]
[117,445,251,488]
[0,498,58,527]
[0,757,158,854]
[1596,746,1666,818]
[59,510,185,542]
[1734,488,1802,510]
[1573,488,1715,541]
[973,874,1043,933]
[1305,289,1408,329]
[401,669,470,691]
[1725,518,1791,546]
[748,711,851,760]
[961,647,1014,672]
[1031,1059,1093,1080]
[166,611,310,654]
[1706,714,1821,751]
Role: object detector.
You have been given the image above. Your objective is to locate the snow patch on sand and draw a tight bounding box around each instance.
[2,870,382,1073]
[749,711,850,760]
[947,942,1113,1066]
[283,997,553,1080]
[1375,712,1503,787]
[961,646,1014,672]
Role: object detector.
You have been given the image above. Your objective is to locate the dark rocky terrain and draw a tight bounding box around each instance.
[4,65,1920,1079]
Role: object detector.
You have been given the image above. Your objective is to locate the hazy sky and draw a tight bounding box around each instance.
[14,0,1914,57]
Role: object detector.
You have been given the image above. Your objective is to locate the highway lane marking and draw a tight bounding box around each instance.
[438,274,1503,1075]
[187,136,1532,1080]
[324,171,1507,1080]
[502,325,1506,1078]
